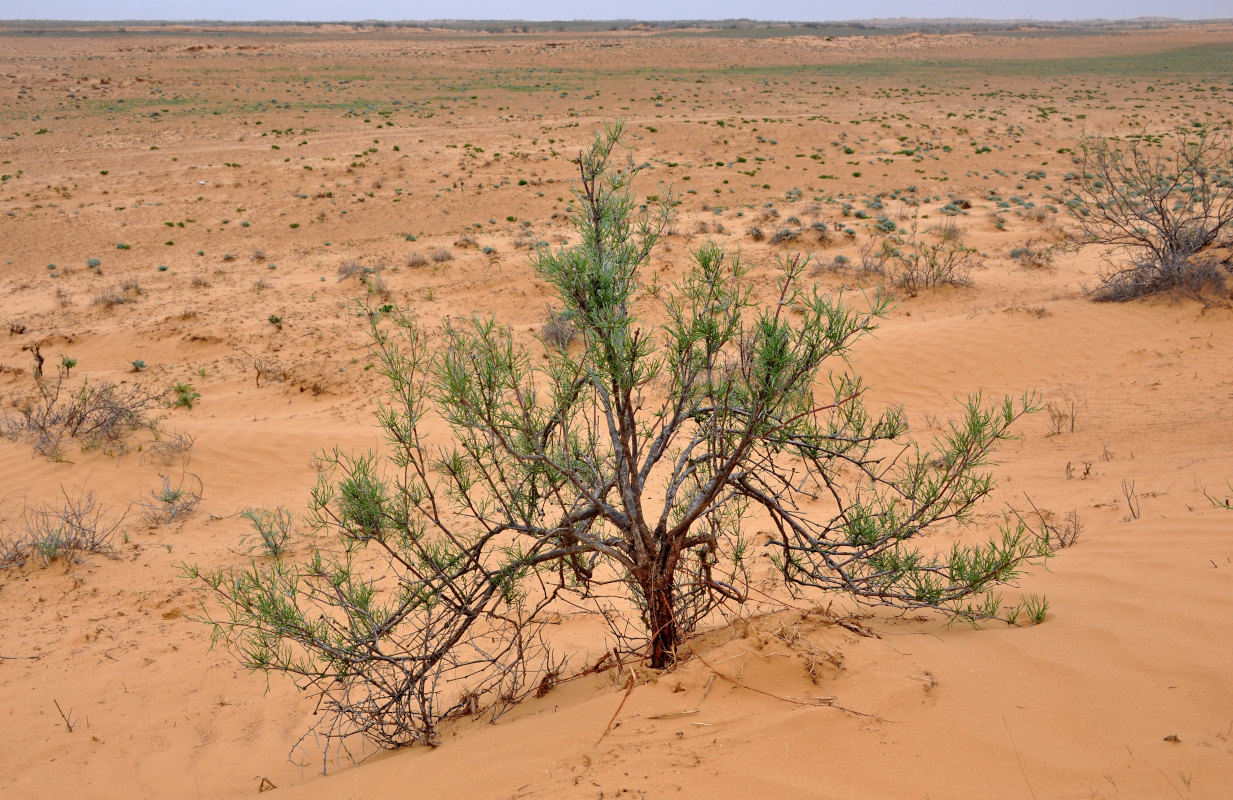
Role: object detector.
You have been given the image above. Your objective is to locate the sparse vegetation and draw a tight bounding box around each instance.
[138,472,203,526]
[1,363,159,459]
[1065,126,1233,301]
[191,124,1045,761]
[0,489,124,572]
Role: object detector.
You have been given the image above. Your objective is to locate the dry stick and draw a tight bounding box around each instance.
[1003,716,1038,800]
[685,643,885,720]
[595,675,636,746]
[1,654,39,660]
[53,699,74,733]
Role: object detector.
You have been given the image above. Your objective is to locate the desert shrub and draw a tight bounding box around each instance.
[857,236,896,277]
[190,123,1045,762]
[1009,239,1058,269]
[337,261,390,298]
[893,239,976,296]
[1,365,158,459]
[406,252,428,267]
[539,306,577,349]
[769,226,801,244]
[430,246,453,263]
[140,430,196,467]
[876,216,977,296]
[93,280,142,309]
[1064,126,1233,301]
[239,506,294,557]
[138,472,203,526]
[0,489,123,571]
[928,218,963,243]
[810,221,833,246]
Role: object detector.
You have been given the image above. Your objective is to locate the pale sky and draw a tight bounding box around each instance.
[2,0,1229,22]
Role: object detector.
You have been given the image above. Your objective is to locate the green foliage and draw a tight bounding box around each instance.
[239,506,294,558]
[169,382,200,410]
[190,122,1045,763]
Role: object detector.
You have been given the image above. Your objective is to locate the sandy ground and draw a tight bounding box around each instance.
[1,21,1232,799]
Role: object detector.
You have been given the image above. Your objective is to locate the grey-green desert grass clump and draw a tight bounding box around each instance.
[189,122,1047,764]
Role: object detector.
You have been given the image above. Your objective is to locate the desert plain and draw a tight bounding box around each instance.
[1,18,1233,799]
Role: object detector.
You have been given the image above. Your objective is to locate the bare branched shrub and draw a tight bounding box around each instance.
[337,261,390,298]
[1065,126,1233,301]
[928,218,964,244]
[884,218,977,296]
[138,472,202,526]
[336,261,370,282]
[0,488,124,571]
[1,366,158,459]
[430,247,453,263]
[406,252,428,268]
[140,430,196,467]
[252,358,287,388]
[858,235,896,277]
[190,123,1045,766]
[1044,393,1084,436]
[93,286,134,309]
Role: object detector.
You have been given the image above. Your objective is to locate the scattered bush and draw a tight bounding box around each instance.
[1,365,158,459]
[1009,239,1058,269]
[138,472,203,526]
[539,306,576,349]
[1064,125,1233,301]
[0,489,124,572]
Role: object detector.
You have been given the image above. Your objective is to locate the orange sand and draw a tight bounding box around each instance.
[1,22,1231,799]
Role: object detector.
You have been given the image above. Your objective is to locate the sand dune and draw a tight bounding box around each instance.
[1,21,1231,799]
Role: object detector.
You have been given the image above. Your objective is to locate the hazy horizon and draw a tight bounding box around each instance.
[3,0,1230,23]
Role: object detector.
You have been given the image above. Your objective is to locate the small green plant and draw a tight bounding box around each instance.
[1205,481,1233,510]
[59,356,77,374]
[239,506,294,558]
[169,383,200,410]
[138,472,203,526]
[131,360,147,372]
[1021,594,1049,624]
[268,314,283,331]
